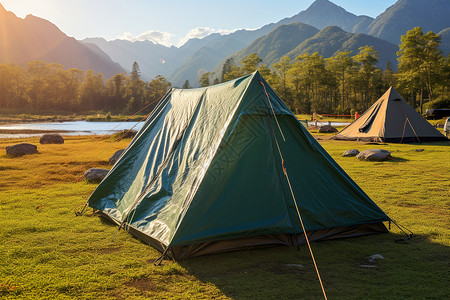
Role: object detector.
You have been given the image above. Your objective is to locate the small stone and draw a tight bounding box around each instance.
[109,149,125,165]
[84,168,109,183]
[318,125,338,133]
[342,149,360,157]
[6,143,38,157]
[413,149,424,152]
[286,264,304,268]
[40,134,64,144]
[356,149,391,161]
[368,254,384,262]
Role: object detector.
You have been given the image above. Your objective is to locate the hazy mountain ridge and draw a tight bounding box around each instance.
[277,0,374,33]
[367,0,450,44]
[168,0,449,86]
[2,0,449,85]
[211,24,398,78]
[0,3,124,78]
[438,28,450,55]
[209,23,319,77]
[286,26,399,69]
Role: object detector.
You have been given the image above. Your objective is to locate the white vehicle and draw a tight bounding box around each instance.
[445,117,450,138]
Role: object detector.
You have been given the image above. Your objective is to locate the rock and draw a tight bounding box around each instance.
[318,125,338,133]
[39,134,64,144]
[356,149,391,161]
[413,149,425,152]
[342,149,360,157]
[286,264,304,268]
[6,143,38,157]
[109,149,125,165]
[84,168,109,183]
[369,254,384,262]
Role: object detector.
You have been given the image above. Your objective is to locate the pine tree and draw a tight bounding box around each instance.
[182,80,191,89]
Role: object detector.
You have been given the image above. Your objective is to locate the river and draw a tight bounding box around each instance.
[0,121,145,139]
[0,120,350,139]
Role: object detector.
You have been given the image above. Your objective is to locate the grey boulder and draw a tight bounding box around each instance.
[109,149,125,165]
[6,143,38,157]
[356,149,391,161]
[84,168,109,183]
[318,125,338,133]
[342,149,360,157]
[40,134,64,144]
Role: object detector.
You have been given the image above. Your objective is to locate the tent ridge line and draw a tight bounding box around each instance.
[120,89,207,232]
[168,72,260,246]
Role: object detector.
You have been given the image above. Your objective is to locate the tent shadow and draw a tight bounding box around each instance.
[407,141,449,147]
[178,232,449,299]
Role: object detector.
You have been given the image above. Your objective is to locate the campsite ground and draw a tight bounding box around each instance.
[0,134,448,299]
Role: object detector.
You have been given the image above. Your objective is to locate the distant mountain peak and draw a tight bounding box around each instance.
[306,0,357,17]
[319,25,346,34]
[0,6,124,77]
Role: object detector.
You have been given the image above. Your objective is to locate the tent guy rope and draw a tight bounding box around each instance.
[261,81,328,300]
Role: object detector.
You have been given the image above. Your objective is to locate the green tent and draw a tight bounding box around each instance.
[88,72,390,260]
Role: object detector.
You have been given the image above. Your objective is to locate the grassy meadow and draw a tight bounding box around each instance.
[0,133,449,299]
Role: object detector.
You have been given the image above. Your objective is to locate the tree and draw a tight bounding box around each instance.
[199,72,212,87]
[241,53,262,75]
[146,75,171,106]
[287,53,328,113]
[273,56,291,100]
[353,46,378,109]
[130,61,141,81]
[182,80,191,89]
[397,27,444,112]
[223,65,243,81]
[326,51,354,112]
[126,62,146,112]
[382,61,396,90]
[0,64,26,109]
[79,70,106,110]
[221,58,234,82]
[106,73,127,112]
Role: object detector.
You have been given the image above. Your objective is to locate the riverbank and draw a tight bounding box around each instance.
[0,113,147,125]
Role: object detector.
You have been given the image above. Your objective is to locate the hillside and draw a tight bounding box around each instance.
[227,23,319,67]
[0,4,124,78]
[286,26,398,68]
[82,33,225,80]
[278,0,374,33]
[213,24,398,75]
[438,27,450,55]
[367,0,450,44]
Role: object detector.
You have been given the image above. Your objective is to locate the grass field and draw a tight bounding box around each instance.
[0,134,449,299]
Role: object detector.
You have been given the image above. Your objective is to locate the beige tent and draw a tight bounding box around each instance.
[332,87,448,142]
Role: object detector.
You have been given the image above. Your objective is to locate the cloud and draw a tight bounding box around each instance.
[177,27,238,46]
[117,27,250,47]
[117,30,175,47]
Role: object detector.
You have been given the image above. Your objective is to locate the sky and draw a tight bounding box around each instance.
[1,0,397,47]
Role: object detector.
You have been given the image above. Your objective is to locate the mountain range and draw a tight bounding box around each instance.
[168,0,449,86]
[0,3,124,78]
[211,23,399,79]
[1,0,449,86]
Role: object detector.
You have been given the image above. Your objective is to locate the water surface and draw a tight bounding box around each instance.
[0,121,144,139]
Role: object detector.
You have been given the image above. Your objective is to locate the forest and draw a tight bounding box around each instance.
[0,27,448,116]
[0,61,170,115]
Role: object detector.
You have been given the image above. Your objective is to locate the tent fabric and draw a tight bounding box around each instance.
[88,72,390,260]
[333,87,448,143]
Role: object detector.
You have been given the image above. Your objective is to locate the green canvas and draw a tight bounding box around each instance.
[88,72,390,259]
